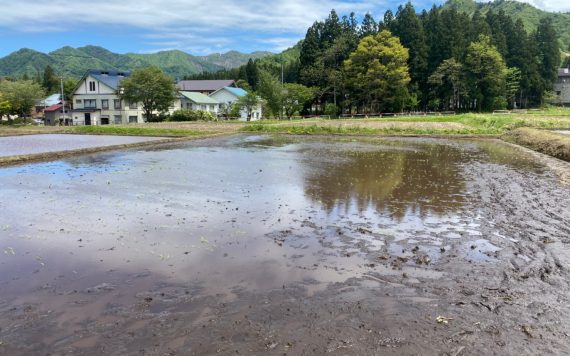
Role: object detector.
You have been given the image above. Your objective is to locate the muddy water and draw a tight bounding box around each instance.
[0,134,164,157]
[0,135,569,355]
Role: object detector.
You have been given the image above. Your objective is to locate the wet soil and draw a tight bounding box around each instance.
[0,134,165,157]
[0,135,569,355]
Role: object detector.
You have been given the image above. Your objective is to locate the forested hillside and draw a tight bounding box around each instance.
[0,46,272,79]
[444,0,570,49]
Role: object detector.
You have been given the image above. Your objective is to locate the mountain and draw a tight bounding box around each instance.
[444,0,570,48]
[0,46,274,79]
[200,50,273,69]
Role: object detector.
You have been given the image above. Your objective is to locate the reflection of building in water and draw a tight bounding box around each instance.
[302,143,466,219]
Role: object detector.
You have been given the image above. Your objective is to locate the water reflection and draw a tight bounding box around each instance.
[301,141,466,219]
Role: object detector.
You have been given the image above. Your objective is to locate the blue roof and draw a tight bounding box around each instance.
[224,87,247,97]
[43,93,61,106]
[88,70,131,90]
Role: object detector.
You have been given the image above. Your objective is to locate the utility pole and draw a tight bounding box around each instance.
[60,76,66,125]
[280,53,284,120]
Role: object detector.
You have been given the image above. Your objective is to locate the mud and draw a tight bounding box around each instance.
[0,135,569,355]
[0,134,165,157]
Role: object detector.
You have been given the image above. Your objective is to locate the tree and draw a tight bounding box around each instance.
[505,67,521,108]
[257,70,283,119]
[428,58,465,110]
[344,30,410,113]
[359,13,377,38]
[0,92,12,120]
[245,59,259,90]
[465,35,507,111]
[219,101,236,120]
[118,67,177,122]
[0,80,45,118]
[282,83,315,119]
[42,65,59,94]
[535,18,561,99]
[236,91,260,121]
[392,2,429,102]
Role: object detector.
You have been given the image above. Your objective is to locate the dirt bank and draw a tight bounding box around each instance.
[503,128,570,162]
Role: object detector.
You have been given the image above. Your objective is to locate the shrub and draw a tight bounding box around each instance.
[169,109,217,122]
[324,103,338,119]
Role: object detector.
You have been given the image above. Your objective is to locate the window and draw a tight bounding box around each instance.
[129,102,137,109]
[210,105,215,111]
[114,115,122,124]
[114,99,122,109]
[186,103,193,109]
[75,99,82,104]
[84,99,96,108]
[101,99,109,109]
[88,81,96,92]
[128,116,138,123]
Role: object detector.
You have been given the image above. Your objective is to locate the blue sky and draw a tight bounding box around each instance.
[0,0,568,57]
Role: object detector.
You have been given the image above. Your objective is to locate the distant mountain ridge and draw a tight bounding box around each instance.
[0,46,273,79]
[444,0,570,48]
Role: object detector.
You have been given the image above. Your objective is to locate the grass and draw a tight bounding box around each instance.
[239,112,570,137]
[64,125,214,137]
[241,123,501,136]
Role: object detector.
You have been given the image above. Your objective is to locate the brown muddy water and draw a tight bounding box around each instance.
[0,134,164,157]
[0,135,569,355]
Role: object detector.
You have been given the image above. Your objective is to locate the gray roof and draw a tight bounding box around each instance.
[558,68,570,77]
[176,80,236,92]
[88,69,131,90]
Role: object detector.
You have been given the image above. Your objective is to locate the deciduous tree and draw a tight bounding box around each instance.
[0,80,45,118]
[344,30,410,113]
[282,83,315,119]
[118,67,177,122]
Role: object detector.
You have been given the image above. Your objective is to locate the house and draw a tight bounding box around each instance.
[209,86,262,121]
[553,68,570,106]
[70,69,154,126]
[34,93,62,120]
[176,80,236,95]
[179,91,219,114]
[44,103,72,126]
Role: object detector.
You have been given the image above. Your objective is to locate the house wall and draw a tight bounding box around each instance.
[44,108,71,126]
[210,89,262,121]
[72,76,179,125]
[554,76,570,105]
[179,98,219,114]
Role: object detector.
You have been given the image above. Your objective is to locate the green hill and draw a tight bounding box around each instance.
[444,0,570,48]
[0,46,274,79]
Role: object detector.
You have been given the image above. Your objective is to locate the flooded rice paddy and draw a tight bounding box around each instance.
[0,134,164,157]
[0,134,569,355]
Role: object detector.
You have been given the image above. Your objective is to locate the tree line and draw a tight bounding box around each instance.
[189,2,562,115]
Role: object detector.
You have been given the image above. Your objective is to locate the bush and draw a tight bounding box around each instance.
[324,103,338,119]
[169,109,217,122]
[147,113,169,122]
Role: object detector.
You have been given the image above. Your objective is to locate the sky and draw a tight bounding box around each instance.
[0,0,569,57]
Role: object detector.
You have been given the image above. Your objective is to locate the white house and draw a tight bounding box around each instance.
[70,69,180,125]
[179,91,219,114]
[209,86,262,121]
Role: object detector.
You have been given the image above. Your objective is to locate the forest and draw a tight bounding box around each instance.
[188,2,562,115]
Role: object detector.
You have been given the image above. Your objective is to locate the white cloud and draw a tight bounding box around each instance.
[506,0,570,12]
[0,0,567,55]
[0,0,380,33]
